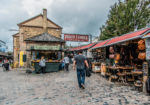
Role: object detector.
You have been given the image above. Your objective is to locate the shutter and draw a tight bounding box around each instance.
[23,54,26,62]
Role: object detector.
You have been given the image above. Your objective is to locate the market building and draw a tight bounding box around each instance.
[13,9,65,69]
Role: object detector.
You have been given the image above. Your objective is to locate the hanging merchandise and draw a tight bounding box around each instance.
[115,53,120,61]
[138,52,146,60]
[138,44,145,51]
[109,46,114,53]
[138,40,145,45]
[109,54,115,59]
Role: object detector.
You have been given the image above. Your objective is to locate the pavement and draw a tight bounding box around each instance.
[0,67,150,105]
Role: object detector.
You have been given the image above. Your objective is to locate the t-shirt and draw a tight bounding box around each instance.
[64,57,70,64]
[74,55,86,69]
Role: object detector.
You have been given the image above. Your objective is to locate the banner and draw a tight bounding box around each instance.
[64,34,89,42]
[31,45,60,50]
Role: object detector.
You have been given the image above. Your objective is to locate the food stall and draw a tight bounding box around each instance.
[25,33,65,73]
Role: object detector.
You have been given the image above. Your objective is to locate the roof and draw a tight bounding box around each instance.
[77,43,96,50]
[91,40,110,49]
[25,33,65,43]
[17,14,62,29]
[12,33,19,37]
[69,43,96,51]
[142,32,150,39]
[0,52,8,56]
[105,27,150,46]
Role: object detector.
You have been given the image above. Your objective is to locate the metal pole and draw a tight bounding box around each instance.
[89,34,92,44]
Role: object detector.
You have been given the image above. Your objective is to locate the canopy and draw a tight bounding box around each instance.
[91,40,109,49]
[69,43,96,51]
[105,28,150,46]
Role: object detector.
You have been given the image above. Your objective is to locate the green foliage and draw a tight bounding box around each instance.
[100,0,150,40]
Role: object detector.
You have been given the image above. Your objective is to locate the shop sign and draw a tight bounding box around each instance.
[145,38,150,60]
[31,45,60,50]
[64,34,89,42]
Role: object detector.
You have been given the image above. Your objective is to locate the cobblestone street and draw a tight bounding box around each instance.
[0,67,150,105]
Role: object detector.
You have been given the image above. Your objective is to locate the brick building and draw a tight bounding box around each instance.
[13,9,65,68]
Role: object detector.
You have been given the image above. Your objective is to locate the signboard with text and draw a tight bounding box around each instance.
[31,45,60,50]
[64,34,89,42]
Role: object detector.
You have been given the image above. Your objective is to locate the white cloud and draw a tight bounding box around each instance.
[21,0,53,16]
[0,0,118,50]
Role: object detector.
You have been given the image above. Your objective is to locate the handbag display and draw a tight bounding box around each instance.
[138,52,146,60]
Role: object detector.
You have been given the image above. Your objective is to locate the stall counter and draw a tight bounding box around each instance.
[33,61,61,73]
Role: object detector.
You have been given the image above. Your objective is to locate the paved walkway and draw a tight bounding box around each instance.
[0,67,150,105]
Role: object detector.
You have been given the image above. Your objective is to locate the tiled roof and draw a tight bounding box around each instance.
[105,28,150,46]
[91,40,109,49]
[25,33,65,42]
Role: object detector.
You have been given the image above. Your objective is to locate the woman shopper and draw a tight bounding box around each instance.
[39,56,46,73]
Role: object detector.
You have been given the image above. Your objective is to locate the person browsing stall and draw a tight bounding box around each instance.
[39,56,46,73]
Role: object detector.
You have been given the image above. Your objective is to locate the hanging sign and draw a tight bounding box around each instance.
[64,34,89,42]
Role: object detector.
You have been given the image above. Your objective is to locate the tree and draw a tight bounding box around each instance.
[99,0,150,40]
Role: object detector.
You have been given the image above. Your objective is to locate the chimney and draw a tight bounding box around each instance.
[43,8,48,33]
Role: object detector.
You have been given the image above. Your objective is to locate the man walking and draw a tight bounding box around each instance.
[73,51,89,89]
[64,54,70,71]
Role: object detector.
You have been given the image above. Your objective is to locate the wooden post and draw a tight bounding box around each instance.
[143,62,148,93]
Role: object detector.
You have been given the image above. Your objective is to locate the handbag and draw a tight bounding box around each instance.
[86,68,91,77]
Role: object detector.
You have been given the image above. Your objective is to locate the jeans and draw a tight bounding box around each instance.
[77,68,85,88]
[40,66,46,73]
[65,63,69,71]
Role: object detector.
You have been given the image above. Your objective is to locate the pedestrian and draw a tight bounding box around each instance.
[73,51,89,89]
[64,54,70,71]
[3,58,9,71]
[39,56,46,73]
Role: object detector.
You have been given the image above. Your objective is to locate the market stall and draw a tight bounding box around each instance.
[91,40,109,73]
[25,33,65,73]
[90,27,150,90]
[102,28,150,88]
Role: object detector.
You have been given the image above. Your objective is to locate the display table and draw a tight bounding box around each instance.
[33,61,61,73]
[92,62,101,73]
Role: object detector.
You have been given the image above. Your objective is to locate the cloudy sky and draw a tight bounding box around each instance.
[0,0,118,51]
